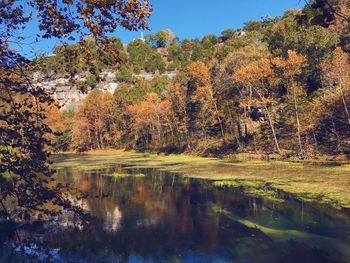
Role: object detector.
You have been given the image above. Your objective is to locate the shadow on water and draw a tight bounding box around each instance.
[2,164,350,262]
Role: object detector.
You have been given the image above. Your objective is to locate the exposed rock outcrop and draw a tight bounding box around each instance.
[35,70,176,111]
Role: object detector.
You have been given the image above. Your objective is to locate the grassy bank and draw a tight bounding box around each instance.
[53,150,350,209]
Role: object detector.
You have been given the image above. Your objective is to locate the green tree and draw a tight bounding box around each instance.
[202,34,219,46]
[244,20,263,31]
[220,29,235,41]
[146,29,176,48]
[127,39,153,73]
[266,10,339,91]
[116,64,134,83]
[145,51,166,73]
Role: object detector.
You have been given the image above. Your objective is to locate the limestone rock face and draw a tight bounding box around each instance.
[35,70,176,110]
[35,69,119,110]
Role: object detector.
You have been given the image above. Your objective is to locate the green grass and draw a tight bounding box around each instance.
[52,150,350,209]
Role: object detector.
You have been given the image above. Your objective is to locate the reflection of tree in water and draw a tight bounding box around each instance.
[57,168,224,253]
[104,206,122,232]
[49,167,350,262]
[95,174,106,198]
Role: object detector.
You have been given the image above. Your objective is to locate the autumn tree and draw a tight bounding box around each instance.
[43,104,73,152]
[127,93,173,149]
[72,90,118,151]
[316,47,350,152]
[165,82,190,147]
[162,62,224,152]
[213,40,269,149]
[321,47,350,129]
[0,67,86,229]
[273,50,308,155]
[186,61,224,140]
[0,0,152,232]
[232,58,281,154]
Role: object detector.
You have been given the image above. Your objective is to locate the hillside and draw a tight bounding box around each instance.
[33,29,247,110]
[36,4,350,159]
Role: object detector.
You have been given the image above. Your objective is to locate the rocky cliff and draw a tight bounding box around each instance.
[35,70,176,111]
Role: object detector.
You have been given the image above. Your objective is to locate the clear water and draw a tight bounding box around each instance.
[4,164,350,262]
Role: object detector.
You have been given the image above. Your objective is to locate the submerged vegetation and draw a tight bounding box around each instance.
[210,204,350,260]
[104,172,146,178]
[212,181,285,203]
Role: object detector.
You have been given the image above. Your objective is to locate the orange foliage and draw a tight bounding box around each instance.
[272,50,307,81]
[127,93,174,148]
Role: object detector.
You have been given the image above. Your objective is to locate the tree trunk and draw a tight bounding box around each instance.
[95,129,101,149]
[313,131,318,152]
[264,105,281,154]
[213,101,225,139]
[331,117,342,152]
[236,121,242,138]
[99,130,104,149]
[230,126,241,149]
[293,86,303,154]
[254,87,281,154]
[244,122,248,143]
[341,92,350,129]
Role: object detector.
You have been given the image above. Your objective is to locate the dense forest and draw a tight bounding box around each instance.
[38,1,350,159]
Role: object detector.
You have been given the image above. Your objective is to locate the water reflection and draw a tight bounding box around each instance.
[104,206,122,232]
[6,165,350,262]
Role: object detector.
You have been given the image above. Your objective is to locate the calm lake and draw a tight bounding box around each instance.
[3,161,350,263]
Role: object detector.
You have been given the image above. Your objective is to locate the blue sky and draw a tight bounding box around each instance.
[14,0,304,57]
